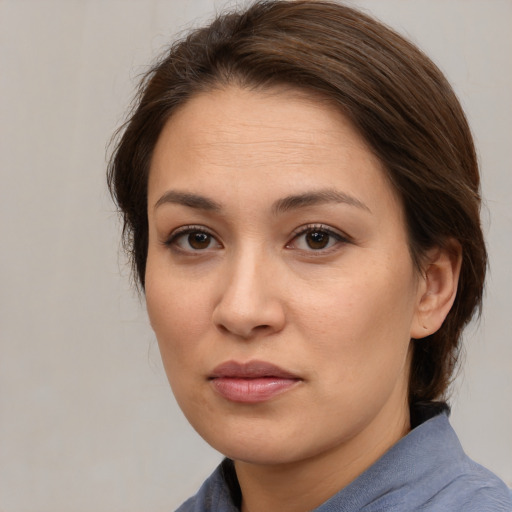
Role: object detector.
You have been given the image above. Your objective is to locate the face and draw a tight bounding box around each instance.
[145,86,426,468]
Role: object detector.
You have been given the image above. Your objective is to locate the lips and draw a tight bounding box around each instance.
[209,360,301,403]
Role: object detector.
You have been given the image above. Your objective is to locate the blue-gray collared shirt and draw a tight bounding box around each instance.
[176,410,512,511]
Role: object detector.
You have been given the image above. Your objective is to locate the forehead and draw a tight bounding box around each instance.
[158,87,366,149]
[148,85,400,216]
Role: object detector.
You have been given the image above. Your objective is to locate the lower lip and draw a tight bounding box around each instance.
[210,377,300,403]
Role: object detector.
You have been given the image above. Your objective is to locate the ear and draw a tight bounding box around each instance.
[410,240,462,339]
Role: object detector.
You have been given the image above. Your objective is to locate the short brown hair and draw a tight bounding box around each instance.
[108,0,487,406]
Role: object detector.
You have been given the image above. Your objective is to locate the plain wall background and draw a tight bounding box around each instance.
[1,0,511,510]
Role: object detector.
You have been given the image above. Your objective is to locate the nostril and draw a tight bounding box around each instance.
[212,286,286,338]
[215,321,274,339]
[216,324,230,334]
[254,324,271,331]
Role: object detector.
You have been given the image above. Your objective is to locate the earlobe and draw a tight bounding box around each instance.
[411,240,462,339]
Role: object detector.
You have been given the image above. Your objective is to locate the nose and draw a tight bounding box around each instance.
[212,250,286,340]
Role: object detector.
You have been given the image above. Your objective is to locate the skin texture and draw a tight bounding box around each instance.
[145,86,460,512]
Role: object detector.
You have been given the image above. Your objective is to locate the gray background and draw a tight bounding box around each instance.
[1,0,511,510]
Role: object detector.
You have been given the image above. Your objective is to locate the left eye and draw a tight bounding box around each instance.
[288,226,346,251]
[166,228,221,251]
[182,232,215,250]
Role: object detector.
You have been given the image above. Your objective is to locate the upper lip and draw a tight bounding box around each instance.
[209,360,300,380]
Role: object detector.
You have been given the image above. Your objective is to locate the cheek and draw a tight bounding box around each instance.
[145,269,219,429]
[292,258,418,379]
[145,244,212,329]
[295,264,415,337]
[145,278,208,419]
[145,259,210,374]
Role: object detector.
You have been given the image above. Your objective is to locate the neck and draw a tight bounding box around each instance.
[235,405,410,512]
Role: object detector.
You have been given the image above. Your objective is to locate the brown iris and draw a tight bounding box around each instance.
[188,232,211,249]
[306,230,330,249]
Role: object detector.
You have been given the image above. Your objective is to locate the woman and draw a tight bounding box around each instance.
[108,1,512,510]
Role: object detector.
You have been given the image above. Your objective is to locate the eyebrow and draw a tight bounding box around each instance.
[154,191,222,212]
[153,188,371,214]
[271,189,371,215]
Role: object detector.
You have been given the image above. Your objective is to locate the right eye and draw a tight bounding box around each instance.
[165,226,222,252]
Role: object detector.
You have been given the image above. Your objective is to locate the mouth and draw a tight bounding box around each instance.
[208,360,302,403]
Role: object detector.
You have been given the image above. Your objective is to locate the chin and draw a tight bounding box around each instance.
[216,439,303,466]
[189,415,302,465]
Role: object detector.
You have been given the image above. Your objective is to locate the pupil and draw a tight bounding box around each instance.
[306,231,328,249]
[189,232,210,249]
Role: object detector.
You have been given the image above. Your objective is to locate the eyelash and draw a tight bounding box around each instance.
[288,224,350,253]
[164,225,220,253]
[163,223,350,254]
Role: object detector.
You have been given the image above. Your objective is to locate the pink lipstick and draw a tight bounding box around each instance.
[209,360,301,403]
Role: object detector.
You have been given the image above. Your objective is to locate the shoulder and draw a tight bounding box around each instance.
[426,459,512,511]
[408,410,512,511]
[325,409,512,512]
[417,474,512,511]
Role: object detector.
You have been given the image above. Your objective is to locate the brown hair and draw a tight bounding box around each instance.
[107,0,487,406]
